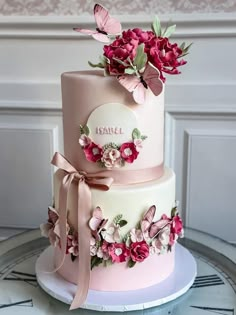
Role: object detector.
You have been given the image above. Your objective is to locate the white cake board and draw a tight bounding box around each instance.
[36,244,196,312]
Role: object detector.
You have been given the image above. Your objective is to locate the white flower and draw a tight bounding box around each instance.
[101,223,121,243]
[130,228,144,242]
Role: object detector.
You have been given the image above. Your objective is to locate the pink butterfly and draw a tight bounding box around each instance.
[89,206,108,240]
[141,205,171,239]
[73,4,121,43]
[118,63,163,104]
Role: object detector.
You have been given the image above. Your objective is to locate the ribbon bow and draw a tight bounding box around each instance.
[51,152,113,310]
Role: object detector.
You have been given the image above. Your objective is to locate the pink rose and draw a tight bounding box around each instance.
[108,243,130,263]
[130,241,149,262]
[145,37,186,82]
[120,142,139,163]
[101,147,121,168]
[83,142,102,162]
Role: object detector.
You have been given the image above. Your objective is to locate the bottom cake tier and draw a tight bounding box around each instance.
[54,245,175,291]
[41,167,183,292]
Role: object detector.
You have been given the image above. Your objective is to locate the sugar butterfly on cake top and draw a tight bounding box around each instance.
[74,3,191,104]
[73,3,122,43]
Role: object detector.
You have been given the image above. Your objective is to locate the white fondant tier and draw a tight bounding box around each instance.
[53,167,176,291]
[54,167,175,234]
[61,70,165,182]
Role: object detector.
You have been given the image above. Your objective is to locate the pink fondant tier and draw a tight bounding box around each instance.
[61,71,164,183]
[54,246,175,291]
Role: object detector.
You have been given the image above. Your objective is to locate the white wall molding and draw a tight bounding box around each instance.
[0,14,236,39]
[1,81,236,112]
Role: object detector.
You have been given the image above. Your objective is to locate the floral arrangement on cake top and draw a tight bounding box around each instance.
[74,3,191,104]
[41,203,183,269]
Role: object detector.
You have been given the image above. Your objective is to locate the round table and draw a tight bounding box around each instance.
[0,228,235,314]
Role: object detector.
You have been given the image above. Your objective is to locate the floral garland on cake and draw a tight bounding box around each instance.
[40,204,183,269]
[73,3,191,104]
[79,125,147,168]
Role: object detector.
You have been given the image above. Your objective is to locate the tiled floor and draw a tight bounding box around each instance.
[0,228,27,241]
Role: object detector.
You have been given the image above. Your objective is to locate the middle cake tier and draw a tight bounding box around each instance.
[54,167,175,235]
[53,167,177,291]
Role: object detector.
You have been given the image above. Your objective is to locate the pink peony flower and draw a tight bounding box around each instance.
[101,147,122,168]
[103,29,155,75]
[79,134,91,147]
[130,241,149,262]
[145,37,186,82]
[83,142,102,162]
[108,243,130,263]
[120,142,139,163]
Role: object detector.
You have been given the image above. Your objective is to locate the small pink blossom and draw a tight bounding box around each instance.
[67,233,79,256]
[134,139,143,152]
[79,134,91,147]
[120,142,139,163]
[152,225,171,250]
[101,223,121,243]
[83,142,102,162]
[130,241,149,262]
[108,243,130,263]
[101,147,122,168]
[130,228,144,242]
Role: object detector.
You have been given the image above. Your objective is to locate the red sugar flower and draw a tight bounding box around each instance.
[108,243,130,263]
[83,142,102,162]
[130,240,149,262]
[120,142,139,163]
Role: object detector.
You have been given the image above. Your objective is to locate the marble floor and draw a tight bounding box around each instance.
[0,227,27,241]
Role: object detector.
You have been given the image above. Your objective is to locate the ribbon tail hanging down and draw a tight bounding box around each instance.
[70,180,92,310]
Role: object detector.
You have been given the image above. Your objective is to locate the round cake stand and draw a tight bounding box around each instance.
[35,243,197,312]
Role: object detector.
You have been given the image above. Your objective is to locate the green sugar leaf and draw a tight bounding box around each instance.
[83,125,90,136]
[162,24,176,38]
[125,67,136,75]
[88,60,105,69]
[113,214,123,225]
[113,57,129,67]
[128,259,136,268]
[71,254,77,262]
[119,220,128,228]
[91,256,103,270]
[141,135,147,141]
[134,44,147,71]
[152,16,162,36]
[132,128,141,140]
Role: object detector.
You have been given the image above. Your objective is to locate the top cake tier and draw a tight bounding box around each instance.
[61,70,165,184]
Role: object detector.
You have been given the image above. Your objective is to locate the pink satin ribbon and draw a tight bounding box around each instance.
[51,152,113,310]
[51,152,164,310]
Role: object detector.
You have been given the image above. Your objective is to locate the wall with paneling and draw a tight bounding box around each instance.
[0,12,235,242]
